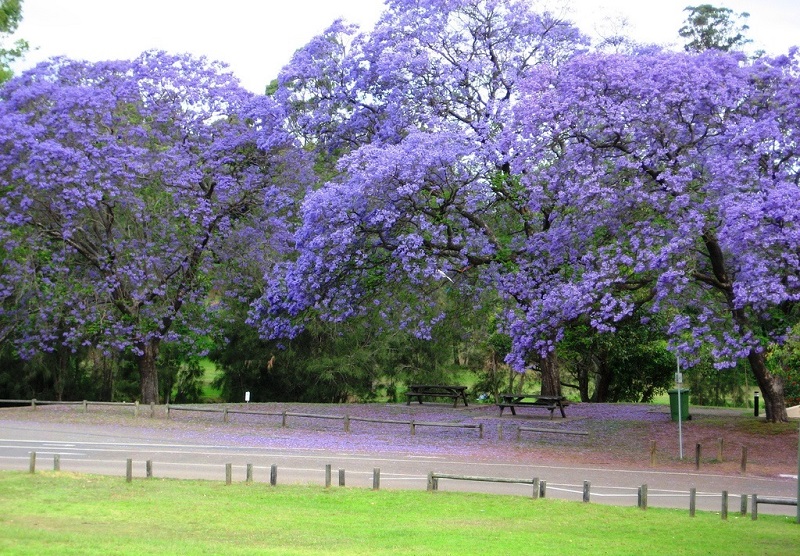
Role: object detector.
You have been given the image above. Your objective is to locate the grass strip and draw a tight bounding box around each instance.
[0,471,797,555]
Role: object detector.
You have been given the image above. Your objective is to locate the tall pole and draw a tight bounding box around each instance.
[677,359,684,460]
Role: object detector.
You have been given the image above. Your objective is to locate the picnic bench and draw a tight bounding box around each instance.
[498,394,570,419]
[406,385,469,408]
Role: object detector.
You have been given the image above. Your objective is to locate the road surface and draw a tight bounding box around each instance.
[0,416,796,518]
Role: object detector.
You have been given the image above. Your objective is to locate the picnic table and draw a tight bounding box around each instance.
[498,394,570,419]
[406,385,469,408]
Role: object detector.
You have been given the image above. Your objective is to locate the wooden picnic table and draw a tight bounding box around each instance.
[498,394,570,419]
[406,385,469,408]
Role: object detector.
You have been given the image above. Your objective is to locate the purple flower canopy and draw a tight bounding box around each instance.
[2,0,798,420]
[252,0,798,419]
[509,49,800,368]
[0,50,311,402]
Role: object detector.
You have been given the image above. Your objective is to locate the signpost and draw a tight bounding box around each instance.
[676,361,684,460]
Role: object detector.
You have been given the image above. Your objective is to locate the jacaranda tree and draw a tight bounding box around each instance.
[252,0,586,395]
[0,51,307,404]
[509,49,800,421]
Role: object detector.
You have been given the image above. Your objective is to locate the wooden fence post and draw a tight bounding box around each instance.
[29,452,35,474]
[281,411,287,427]
[270,464,277,486]
[695,443,702,470]
[751,494,758,520]
[325,464,332,488]
[479,423,484,439]
[690,488,696,517]
[134,401,139,418]
[53,455,60,472]
[583,481,590,503]
[540,480,547,498]
[246,464,253,484]
[339,469,345,487]
[740,493,748,516]
[532,478,540,500]
[639,484,648,510]
[126,459,132,483]
[344,415,350,433]
[410,420,416,436]
[225,463,232,485]
[146,460,153,479]
[721,491,728,520]
[83,400,88,412]
[373,468,381,490]
[223,407,229,423]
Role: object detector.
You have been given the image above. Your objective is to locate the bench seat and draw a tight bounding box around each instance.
[405,385,469,408]
[498,395,570,419]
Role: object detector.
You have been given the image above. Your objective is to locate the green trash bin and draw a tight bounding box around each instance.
[668,388,690,421]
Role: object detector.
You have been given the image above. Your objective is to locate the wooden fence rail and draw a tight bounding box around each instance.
[751,495,798,521]
[516,426,589,441]
[21,451,796,522]
[427,472,543,498]
[165,405,484,437]
[1,399,152,416]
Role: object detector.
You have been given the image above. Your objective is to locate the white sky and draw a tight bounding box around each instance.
[8,0,800,93]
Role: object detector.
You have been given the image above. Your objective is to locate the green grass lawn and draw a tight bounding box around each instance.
[0,472,797,555]
[199,358,223,402]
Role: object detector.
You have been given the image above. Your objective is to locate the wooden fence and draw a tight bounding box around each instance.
[0,399,155,417]
[166,405,486,437]
[22,451,798,523]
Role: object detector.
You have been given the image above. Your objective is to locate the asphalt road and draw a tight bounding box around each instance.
[1,417,797,518]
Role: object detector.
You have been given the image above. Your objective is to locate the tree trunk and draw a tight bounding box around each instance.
[577,363,590,402]
[539,351,561,397]
[748,349,788,422]
[489,350,500,404]
[700,231,788,423]
[593,359,613,403]
[137,339,161,405]
[55,344,68,402]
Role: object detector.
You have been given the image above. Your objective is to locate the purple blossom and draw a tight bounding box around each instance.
[0,51,311,403]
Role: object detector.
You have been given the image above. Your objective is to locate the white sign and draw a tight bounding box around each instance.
[245,391,250,403]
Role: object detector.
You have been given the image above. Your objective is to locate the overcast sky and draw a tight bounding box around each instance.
[9,0,800,93]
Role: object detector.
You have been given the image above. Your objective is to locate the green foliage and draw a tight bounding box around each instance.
[679,4,751,52]
[210,314,386,403]
[0,0,28,83]
[210,287,495,404]
[0,341,142,402]
[766,326,800,407]
[157,342,205,404]
[559,314,675,403]
[0,343,28,399]
[684,359,754,407]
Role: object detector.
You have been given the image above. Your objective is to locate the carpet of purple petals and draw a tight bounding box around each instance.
[3,400,797,477]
